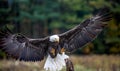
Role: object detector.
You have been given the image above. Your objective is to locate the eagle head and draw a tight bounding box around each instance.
[49,35,59,43]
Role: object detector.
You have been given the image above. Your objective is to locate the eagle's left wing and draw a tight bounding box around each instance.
[0,27,49,61]
[59,8,112,53]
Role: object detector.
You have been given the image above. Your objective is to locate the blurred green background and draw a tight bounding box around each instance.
[0,0,120,58]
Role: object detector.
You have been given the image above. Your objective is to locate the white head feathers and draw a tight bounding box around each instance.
[49,35,59,42]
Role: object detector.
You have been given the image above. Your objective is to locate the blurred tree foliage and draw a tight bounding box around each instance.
[0,0,120,58]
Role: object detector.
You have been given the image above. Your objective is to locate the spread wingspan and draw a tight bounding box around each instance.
[0,27,49,61]
[59,8,112,52]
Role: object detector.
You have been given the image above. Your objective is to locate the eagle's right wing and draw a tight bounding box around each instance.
[59,8,112,53]
[0,27,49,61]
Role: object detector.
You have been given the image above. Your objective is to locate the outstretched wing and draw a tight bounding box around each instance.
[0,27,49,61]
[59,8,112,53]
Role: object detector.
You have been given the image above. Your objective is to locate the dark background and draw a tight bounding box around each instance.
[0,0,120,59]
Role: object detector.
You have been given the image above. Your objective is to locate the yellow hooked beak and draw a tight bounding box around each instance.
[55,38,59,43]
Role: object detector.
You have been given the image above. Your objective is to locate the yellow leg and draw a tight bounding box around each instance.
[50,48,55,56]
[61,48,66,53]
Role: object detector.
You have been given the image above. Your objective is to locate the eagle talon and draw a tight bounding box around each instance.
[50,48,55,56]
[60,48,66,54]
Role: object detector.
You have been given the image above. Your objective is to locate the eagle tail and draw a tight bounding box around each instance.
[44,53,69,71]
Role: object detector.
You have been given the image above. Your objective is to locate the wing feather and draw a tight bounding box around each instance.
[59,8,112,52]
[0,27,49,61]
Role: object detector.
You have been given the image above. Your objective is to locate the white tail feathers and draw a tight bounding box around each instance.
[44,52,69,71]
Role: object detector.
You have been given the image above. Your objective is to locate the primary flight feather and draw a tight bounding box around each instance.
[0,8,112,71]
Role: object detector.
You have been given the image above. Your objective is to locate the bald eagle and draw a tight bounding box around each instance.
[0,8,111,71]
